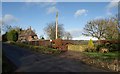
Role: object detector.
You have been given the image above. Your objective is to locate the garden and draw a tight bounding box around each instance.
[62,39,120,72]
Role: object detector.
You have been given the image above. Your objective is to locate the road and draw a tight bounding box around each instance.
[2,43,108,72]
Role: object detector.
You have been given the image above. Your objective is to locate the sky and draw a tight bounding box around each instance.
[1,1,118,40]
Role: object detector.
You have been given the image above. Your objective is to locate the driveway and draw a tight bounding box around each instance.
[2,43,108,72]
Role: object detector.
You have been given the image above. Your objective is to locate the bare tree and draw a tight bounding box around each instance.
[105,15,119,40]
[82,19,107,40]
[2,24,12,33]
[83,16,119,40]
[44,22,64,40]
[64,32,72,40]
[1,21,12,33]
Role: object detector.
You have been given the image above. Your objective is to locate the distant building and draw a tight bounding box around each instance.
[18,26,38,42]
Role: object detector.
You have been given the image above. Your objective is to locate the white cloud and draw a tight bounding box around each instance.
[106,0,119,15]
[2,0,113,2]
[67,29,98,40]
[23,2,57,14]
[94,16,104,20]
[74,9,88,17]
[25,0,56,2]
[25,2,56,8]
[107,11,113,16]
[47,6,58,14]
[67,29,82,38]
[107,0,119,9]
[72,35,98,40]
[40,2,56,7]
[0,19,2,26]
[2,14,18,25]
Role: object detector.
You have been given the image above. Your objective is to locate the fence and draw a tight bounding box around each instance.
[27,40,51,47]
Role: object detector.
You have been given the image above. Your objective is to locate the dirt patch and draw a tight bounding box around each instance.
[59,50,87,60]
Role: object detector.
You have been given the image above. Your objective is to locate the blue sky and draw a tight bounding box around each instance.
[2,2,118,40]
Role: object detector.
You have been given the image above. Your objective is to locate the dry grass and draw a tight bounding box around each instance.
[67,44,87,52]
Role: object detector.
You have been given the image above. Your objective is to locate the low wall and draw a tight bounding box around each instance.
[28,40,51,47]
[39,40,51,46]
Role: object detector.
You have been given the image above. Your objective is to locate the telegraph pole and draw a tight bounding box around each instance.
[56,11,58,39]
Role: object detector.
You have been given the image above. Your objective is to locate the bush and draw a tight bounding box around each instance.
[88,39,94,48]
[96,43,119,52]
[85,39,96,52]
[96,44,104,51]
[108,44,119,52]
[85,47,96,52]
[7,30,18,42]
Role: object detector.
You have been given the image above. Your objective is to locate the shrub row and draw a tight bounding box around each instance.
[84,39,119,52]
[95,43,119,52]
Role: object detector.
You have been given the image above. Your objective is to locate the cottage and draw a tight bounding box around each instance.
[18,26,38,42]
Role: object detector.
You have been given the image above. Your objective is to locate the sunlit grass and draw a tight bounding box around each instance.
[68,44,87,52]
[83,51,118,62]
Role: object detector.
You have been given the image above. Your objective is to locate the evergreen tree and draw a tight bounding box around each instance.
[88,39,94,48]
[7,29,18,42]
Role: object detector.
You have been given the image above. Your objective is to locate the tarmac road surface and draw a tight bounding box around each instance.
[2,43,108,72]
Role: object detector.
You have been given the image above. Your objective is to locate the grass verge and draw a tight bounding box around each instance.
[9,42,62,55]
[83,52,119,62]
[82,51,119,71]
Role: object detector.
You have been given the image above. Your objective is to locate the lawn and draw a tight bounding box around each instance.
[83,51,119,62]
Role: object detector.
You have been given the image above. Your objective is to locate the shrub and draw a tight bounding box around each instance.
[96,44,104,51]
[108,44,119,52]
[7,30,18,42]
[96,43,119,52]
[33,46,39,49]
[85,39,96,52]
[88,39,94,48]
[9,41,15,44]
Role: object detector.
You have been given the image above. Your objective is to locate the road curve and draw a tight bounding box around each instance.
[3,43,108,72]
